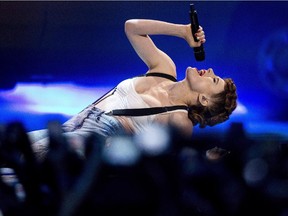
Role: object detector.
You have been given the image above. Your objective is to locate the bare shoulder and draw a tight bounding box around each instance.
[169,111,193,137]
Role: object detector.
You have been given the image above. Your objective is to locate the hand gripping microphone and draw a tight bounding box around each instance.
[189,3,205,61]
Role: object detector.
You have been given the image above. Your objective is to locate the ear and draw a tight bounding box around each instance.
[198,94,209,107]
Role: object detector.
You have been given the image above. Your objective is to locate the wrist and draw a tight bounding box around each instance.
[183,24,198,48]
[180,24,189,39]
[171,24,185,39]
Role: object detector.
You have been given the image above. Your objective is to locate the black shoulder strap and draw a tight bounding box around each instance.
[94,73,182,117]
[93,72,175,107]
[145,72,177,82]
[105,73,182,116]
[105,105,188,116]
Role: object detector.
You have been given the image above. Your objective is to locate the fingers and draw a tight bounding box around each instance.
[195,26,206,43]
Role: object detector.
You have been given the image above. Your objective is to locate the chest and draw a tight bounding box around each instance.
[134,77,171,107]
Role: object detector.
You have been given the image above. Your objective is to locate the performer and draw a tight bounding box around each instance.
[28,19,237,160]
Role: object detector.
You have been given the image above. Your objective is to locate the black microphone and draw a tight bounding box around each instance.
[189,3,205,61]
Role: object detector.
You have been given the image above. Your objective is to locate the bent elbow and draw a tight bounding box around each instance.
[124,19,139,35]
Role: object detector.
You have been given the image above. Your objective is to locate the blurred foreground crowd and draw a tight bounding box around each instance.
[0,121,288,216]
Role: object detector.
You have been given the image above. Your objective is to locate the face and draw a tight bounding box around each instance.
[185,67,225,97]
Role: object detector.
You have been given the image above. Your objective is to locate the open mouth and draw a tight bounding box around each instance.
[198,69,205,76]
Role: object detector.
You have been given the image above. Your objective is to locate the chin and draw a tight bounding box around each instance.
[186,67,198,79]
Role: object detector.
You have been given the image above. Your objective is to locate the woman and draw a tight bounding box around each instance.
[28,19,237,159]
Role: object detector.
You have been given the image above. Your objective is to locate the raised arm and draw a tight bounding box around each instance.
[124,19,205,78]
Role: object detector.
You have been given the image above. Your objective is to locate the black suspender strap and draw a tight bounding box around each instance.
[105,105,188,116]
[145,72,177,82]
[93,72,181,117]
[91,73,176,107]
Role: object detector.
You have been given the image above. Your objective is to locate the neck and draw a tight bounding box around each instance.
[167,80,198,106]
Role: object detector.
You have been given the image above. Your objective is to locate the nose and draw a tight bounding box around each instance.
[208,68,214,75]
